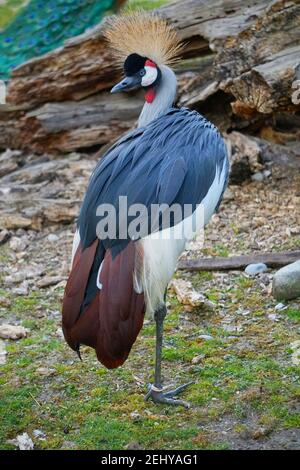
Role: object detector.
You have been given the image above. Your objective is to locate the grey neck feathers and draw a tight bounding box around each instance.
[138,65,177,128]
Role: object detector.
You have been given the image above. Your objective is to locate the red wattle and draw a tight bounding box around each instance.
[145,59,156,68]
[145,88,156,103]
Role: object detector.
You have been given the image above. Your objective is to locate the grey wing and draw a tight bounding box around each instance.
[78,107,229,254]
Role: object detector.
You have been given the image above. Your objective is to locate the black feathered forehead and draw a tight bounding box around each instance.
[124,53,147,76]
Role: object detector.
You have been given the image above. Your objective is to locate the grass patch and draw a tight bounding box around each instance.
[1,261,300,449]
[285,307,300,322]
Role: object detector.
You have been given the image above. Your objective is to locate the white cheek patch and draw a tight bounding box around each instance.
[142,66,158,87]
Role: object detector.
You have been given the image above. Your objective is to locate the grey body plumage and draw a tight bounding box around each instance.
[79,107,228,252]
[64,13,230,408]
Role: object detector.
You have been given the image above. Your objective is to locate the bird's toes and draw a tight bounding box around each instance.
[145,383,193,408]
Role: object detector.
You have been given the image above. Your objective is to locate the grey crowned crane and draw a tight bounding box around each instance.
[62,12,229,408]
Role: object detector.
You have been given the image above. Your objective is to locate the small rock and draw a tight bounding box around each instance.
[252,427,268,440]
[259,274,271,286]
[275,303,287,311]
[12,282,29,296]
[238,222,251,233]
[191,354,205,365]
[222,323,243,332]
[37,276,64,288]
[267,313,279,321]
[4,273,26,285]
[47,234,59,243]
[0,297,11,308]
[272,260,300,300]
[61,440,77,449]
[55,328,64,338]
[10,432,34,450]
[199,334,213,341]
[245,263,268,276]
[0,324,28,340]
[0,148,22,160]
[0,340,7,365]
[130,411,141,421]
[125,441,142,450]
[50,310,61,318]
[33,429,46,440]
[290,340,300,366]
[0,229,10,245]
[36,367,56,377]
[251,172,264,182]
[170,279,214,310]
[9,236,28,252]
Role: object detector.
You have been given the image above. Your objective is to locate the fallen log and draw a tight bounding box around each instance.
[178,251,300,272]
[0,0,299,156]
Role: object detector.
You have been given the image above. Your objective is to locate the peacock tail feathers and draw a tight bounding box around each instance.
[0,0,126,80]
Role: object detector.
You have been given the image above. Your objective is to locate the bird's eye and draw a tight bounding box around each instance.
[139,69,146,77]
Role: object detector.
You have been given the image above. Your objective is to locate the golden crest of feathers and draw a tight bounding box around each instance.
[103,11,183,67]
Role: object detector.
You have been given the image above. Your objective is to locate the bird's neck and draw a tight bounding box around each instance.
[138,65,177,128]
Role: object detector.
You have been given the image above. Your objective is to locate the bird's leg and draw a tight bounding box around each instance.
[154,303,165,389]
[145,303,193,408]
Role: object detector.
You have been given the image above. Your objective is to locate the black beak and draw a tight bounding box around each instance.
[110,75,141,93]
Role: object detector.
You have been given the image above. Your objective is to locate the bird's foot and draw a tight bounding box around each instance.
[145,381,194,409]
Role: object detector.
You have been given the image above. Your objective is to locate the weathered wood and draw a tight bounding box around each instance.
[226,130,300,184]
[178,251,300,272]
[0,0,299,154]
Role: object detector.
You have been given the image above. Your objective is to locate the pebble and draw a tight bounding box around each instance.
[0,340,7,365]
[267,313,279,321]
[199,334,213,341]
[37,276,64,288]
[0,229,10,245]
[251,170,271,182]
[191,354,205,364]
[36,367,56,377]
[251,172,264,182]
[275,303,287,311]
[9,236,28,252]
[0,324,29,340]
[0,297,11,308]
[245,263,268,276]
[47,234,59,243]
[290,340,300,366]
[33,429,46,440]
[12,282,29,296]
[13,432,34,450]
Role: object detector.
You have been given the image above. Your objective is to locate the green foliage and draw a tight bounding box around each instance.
[285,307,300,322]
[0,1,28,30]
[1,274,299,450]
[127,0,169,11]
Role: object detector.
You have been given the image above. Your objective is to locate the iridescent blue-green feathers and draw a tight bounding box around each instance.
[0,0,124,80]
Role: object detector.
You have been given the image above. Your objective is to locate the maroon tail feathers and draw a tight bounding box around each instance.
[62,241,145,369]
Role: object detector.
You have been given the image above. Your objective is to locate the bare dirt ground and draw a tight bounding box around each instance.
[0,150,299,450]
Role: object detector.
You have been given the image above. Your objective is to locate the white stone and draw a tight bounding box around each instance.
[15,433,34,450]
[251,172,264,182]
[245,263,268,276]
[47,234,59,242]
[199,334,213,341]
[0,340,7,365]
[275,303,287,311]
